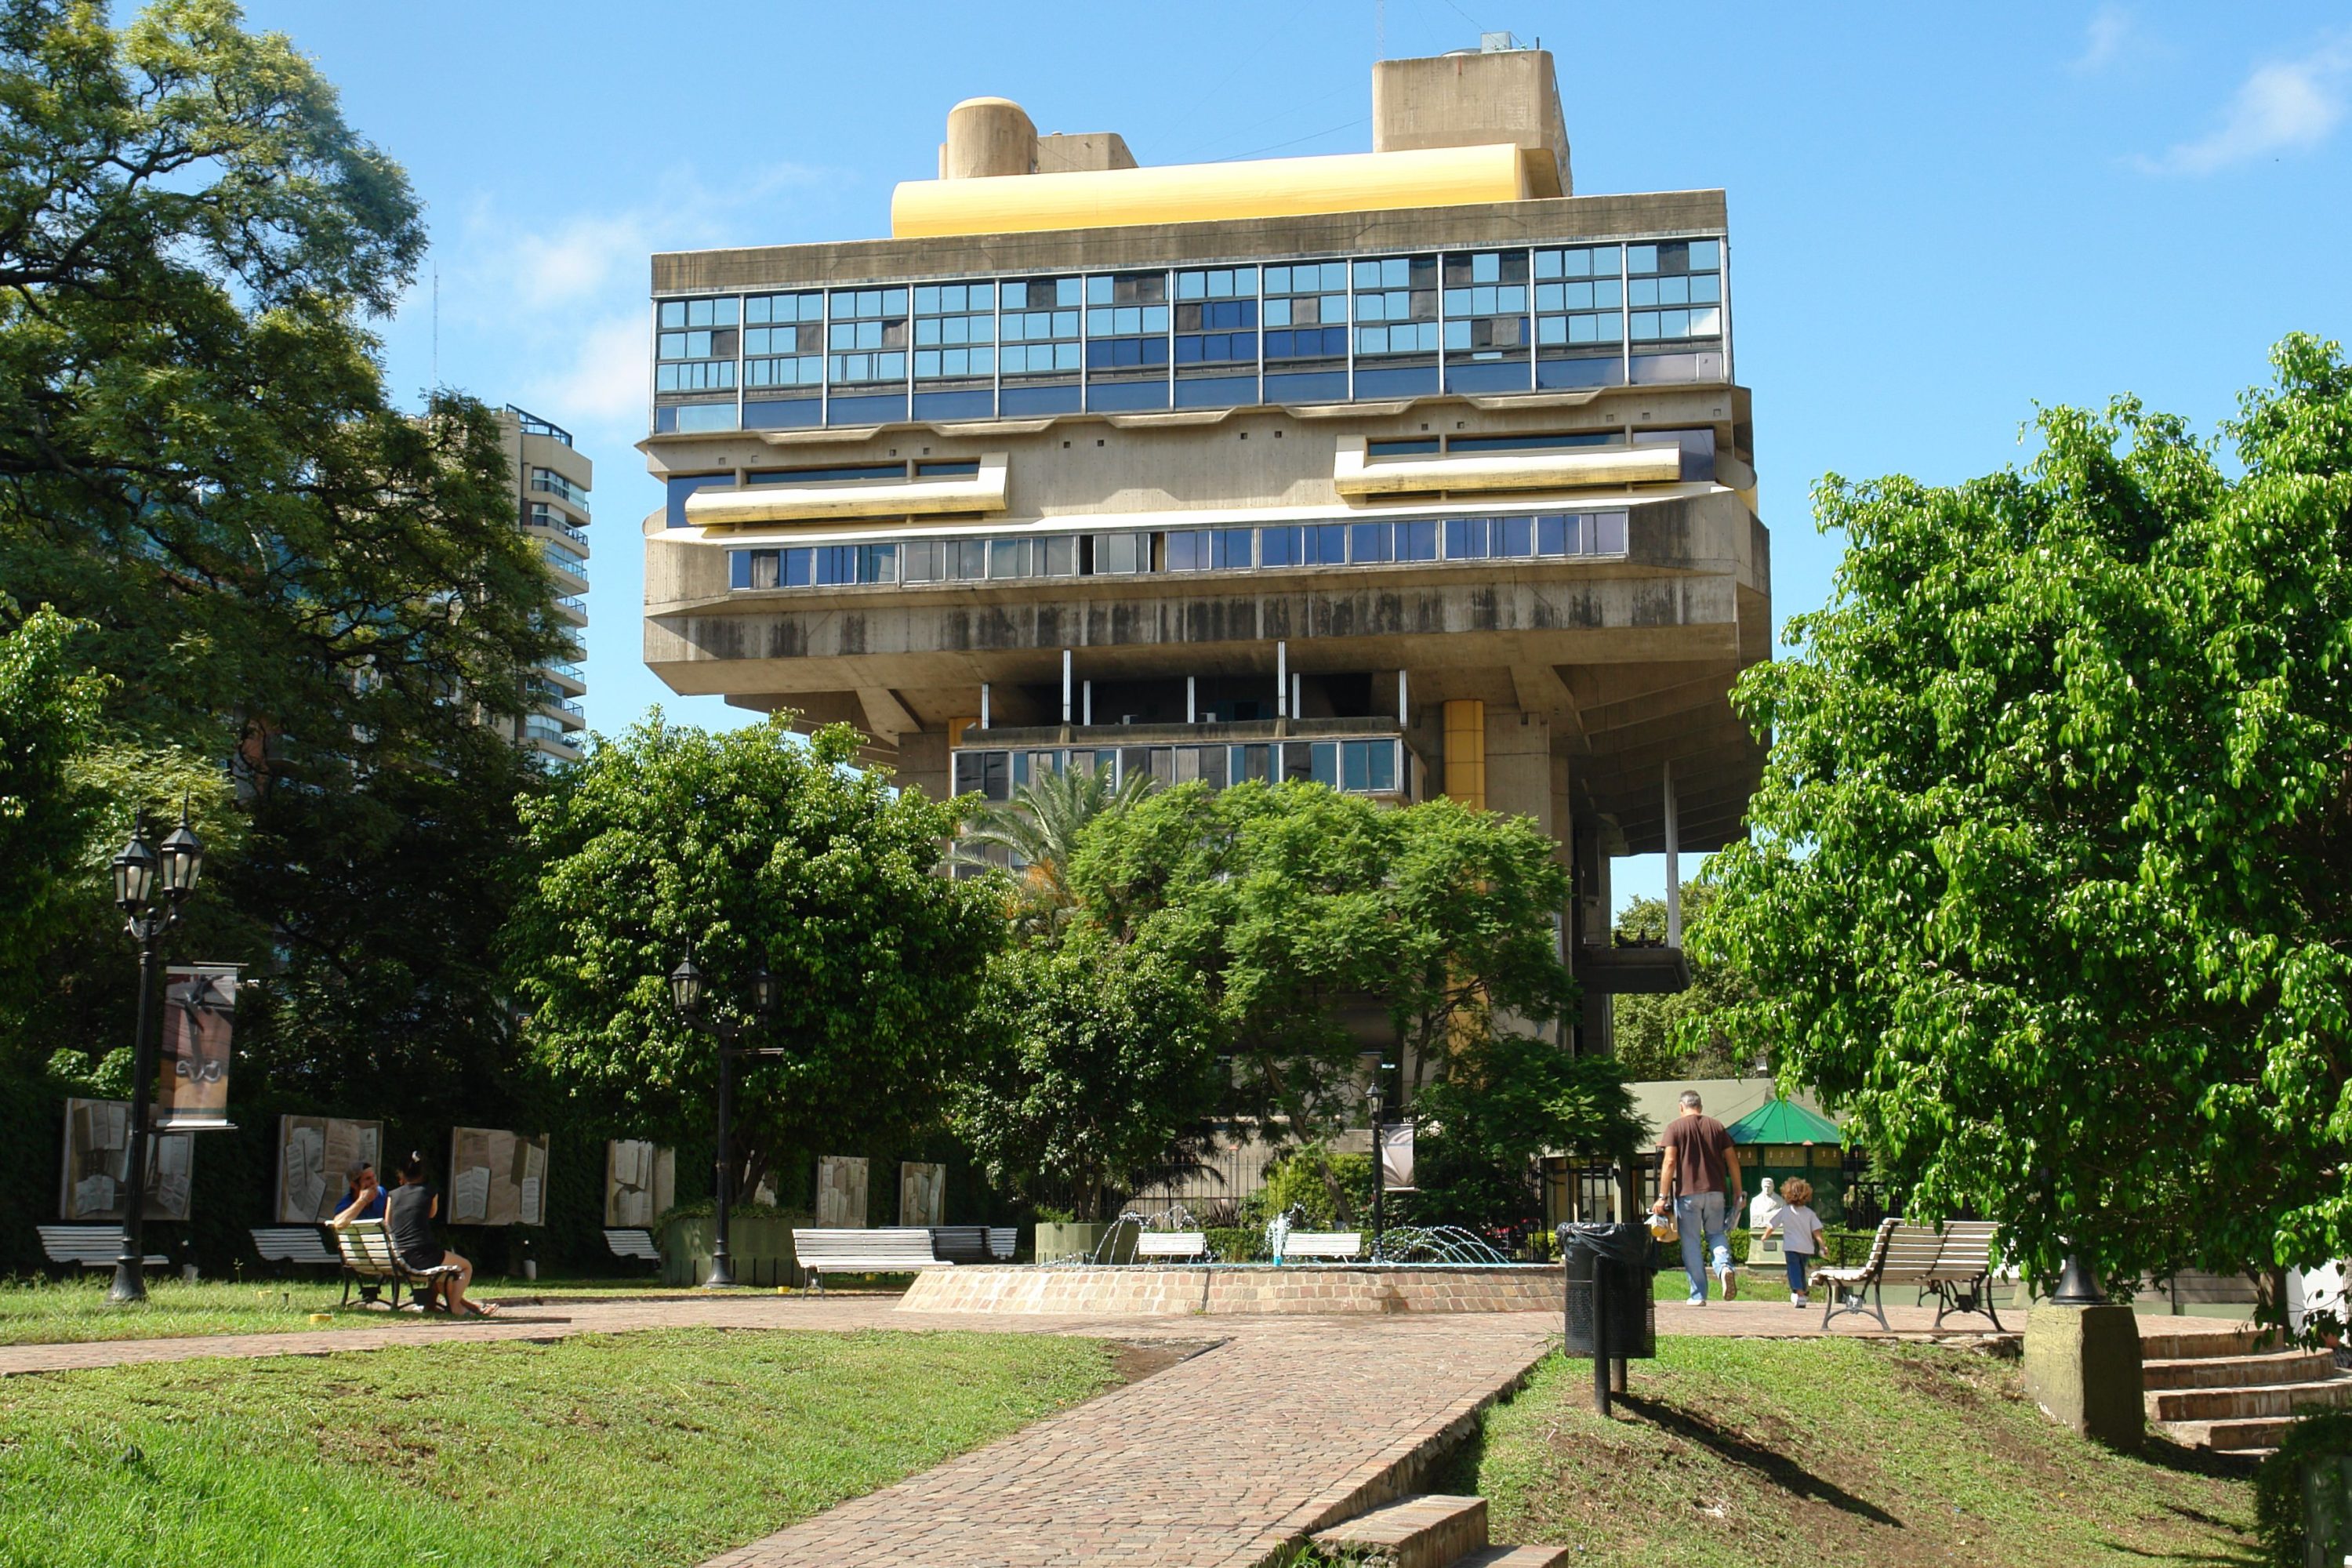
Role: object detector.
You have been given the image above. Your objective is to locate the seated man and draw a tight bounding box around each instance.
[383,1151,495,1317]
[330,1161,386,1225]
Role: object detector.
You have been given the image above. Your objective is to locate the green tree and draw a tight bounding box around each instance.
[1700,335,2352,1301]
[509,715,1005,1205]
[951,761,1154,928]
[1413,1033,1642,1231]
[0,2,565,1109]
[1610,880,1751,1081]
[953,931,1221,1221]
[0,607,103,990]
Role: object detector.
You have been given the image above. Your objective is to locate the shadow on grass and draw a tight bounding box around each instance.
[2131,1435,2266,1483]
[1613,1392,1904,1527]
[2089,1539,2264,1566]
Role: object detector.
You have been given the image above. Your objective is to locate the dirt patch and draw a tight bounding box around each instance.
[1102,1337,1221,1385]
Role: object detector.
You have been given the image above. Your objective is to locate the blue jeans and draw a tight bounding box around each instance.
[1675,1192,1731,1301]
[1785,1250,1813,1293]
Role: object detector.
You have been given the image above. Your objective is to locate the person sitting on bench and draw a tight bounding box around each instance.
[385,1152,494,1317]
[331,1162,387,1225]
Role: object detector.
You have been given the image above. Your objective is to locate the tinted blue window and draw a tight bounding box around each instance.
[1174,373,1255,408]
[666,474,731,528]
[1350,522,1392,562]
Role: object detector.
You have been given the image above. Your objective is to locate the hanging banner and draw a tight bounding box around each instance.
[156,964,240,1131]
[1377,1123,1417,1192]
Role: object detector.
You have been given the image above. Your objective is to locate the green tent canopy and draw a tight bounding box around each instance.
[1726,1098,1842,1146]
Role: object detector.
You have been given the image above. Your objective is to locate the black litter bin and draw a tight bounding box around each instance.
[1559,1221,1657,1360]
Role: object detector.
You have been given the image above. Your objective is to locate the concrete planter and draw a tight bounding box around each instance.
[1034,1221,1135,1264]
[658,1212,811,1287]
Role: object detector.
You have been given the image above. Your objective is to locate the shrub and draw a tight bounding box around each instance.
[2256,1410,2352,1566]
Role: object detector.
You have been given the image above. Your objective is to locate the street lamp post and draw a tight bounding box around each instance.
[107,812,205,1305]
[1367,1078,1386,1264]
[669,956,781,1289]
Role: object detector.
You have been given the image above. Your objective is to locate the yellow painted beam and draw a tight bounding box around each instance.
[1443,699,1486,810]
[892,144,1536,239]
[1334,435,1682,499]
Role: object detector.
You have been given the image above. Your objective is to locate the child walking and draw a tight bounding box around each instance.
[1765,1178,1825,1307]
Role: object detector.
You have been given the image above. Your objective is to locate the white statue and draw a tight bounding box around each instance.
[1748,1176,1782,1231]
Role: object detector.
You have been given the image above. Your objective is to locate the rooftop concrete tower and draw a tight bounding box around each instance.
[637,40,1769,1054]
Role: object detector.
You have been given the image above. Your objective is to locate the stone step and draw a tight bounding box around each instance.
[2142,1348,2336,1390]
[1312,1494,1488,1568]
[2154,1415,2293,1453]
[1453,1548,1572,1567]
[2137,1325,2271,1361]
[2146,1377,2352,1423]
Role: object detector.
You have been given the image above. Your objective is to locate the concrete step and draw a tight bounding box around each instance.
[1312,1494,1488,1568]
[2154,1415,2293,1453]
[2142,1348,2336,1390]
[2138,1325,2272,1361]
[1453,1548,1572,1568]
[2146,1377,2352,1423]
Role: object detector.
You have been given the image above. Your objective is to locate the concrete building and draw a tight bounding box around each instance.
[499,405,592,761]
[637,41,1769,1058]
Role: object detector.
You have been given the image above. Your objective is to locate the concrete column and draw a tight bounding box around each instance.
[1186,675,1196,724]
[1276,641,1288,719]
[2023,1304,2145,1447]
[1664,760,1681,946]
[980,682,991,730]
[1291,672,1303,720]
[1062,651,1073,724]
[1082,680,1092,726]
[1397,668,1409,726]
[1442,700,1486,809]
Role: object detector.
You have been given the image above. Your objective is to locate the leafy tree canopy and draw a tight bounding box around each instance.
[1611,880,1754,1082]
[1700,335,2352,1296]
[509,715,1005,1202]
[1414,1032,1644,1233]
[0,604,104,990]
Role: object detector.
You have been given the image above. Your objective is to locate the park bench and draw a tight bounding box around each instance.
[251,1225,339,1275]
[986,1226,1017,1261]
[604,1228,661,1272]
[1134,1231,1210,1261]
[334,1219,463,1311]
[1279,1231,1363,1262]
[790,1228,953,1292]
[926,1225,993,1265]
[1817,1218,2006,1331]
[38,1225,166,1274]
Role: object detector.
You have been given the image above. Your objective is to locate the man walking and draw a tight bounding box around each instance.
[1652,1089,1742,1305]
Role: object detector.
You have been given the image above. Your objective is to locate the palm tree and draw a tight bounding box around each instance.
[952,760,1154,920]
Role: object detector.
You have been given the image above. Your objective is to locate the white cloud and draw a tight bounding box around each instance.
[527,312,648,426]
[2072,5,2134,74]
[2143,40,2350,174]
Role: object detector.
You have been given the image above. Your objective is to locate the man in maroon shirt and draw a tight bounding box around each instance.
[1652,1089,1743,1304]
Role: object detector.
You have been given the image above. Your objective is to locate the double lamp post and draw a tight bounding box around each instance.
[668,955,788,1289]
[107,813,206,1305]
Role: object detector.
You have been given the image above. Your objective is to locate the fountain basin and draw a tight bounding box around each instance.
[896,1262,1559,1316]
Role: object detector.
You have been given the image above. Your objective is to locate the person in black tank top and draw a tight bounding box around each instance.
[386,1151,494,1316]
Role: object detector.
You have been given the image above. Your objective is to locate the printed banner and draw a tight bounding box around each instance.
[1377,1123,1417,1192]
[448,1127,550,1226]
[605,1140,676,1227]
[59,1098,192,1221]
[274,1116,384,1222]
[156,964,239,1130]
[816,1155,869,1229]
[898,1161,946,1228]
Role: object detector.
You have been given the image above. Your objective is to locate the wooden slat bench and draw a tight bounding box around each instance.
[604,1228,661,1269]
[986,1226,1018,1261]
[334,1219,462,1310]
[1134,1231,1210,1261]
[251,1225,339,1274]
[38,1226,165,1273]
[1280,1231,1363,1261]
[1817,1218,2007,1331]
[791,1228,953,1292]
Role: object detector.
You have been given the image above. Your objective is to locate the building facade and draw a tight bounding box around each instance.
[637,43,1769,1055]
[499,405,592,761]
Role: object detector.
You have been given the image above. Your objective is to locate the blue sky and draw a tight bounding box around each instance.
[242,1,2351,913]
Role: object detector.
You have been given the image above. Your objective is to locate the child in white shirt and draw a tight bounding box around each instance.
[1765,1178,1825,1307]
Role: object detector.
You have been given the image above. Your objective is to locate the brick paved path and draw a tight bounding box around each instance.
[702,1317,1555,1568]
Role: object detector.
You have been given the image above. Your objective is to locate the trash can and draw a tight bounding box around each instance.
[1559,1221,1657,1360]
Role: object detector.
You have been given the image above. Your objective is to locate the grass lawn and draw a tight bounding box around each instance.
[0,1274,689,1347]
[1462,1338,2259,1566]
[0,1327,1118,1567]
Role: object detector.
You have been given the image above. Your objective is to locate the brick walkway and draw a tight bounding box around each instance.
[702,1316,1555,1568]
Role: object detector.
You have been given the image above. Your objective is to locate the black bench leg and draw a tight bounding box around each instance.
[1870,1281,1891,1332]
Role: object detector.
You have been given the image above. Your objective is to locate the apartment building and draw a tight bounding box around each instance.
[637,41,1769,1053]
[500,405,592,760]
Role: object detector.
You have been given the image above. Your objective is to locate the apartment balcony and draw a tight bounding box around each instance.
[539,660,588,697]
[552,593,589,626]
[523,503,591,550]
